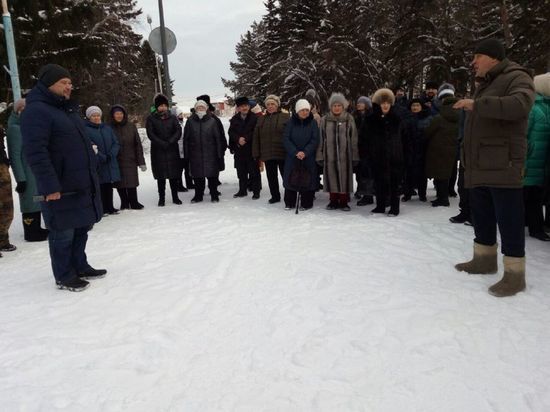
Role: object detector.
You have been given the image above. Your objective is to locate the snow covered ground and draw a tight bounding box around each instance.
[1,120,550,411]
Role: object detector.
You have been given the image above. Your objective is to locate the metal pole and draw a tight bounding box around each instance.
[2,0,21,101]
[158,0,172,105]
[147,15,163,95]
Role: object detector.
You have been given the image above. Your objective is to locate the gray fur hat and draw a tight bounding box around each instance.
[372,88,396,106]
[328,92,348,108]
[264,94,281,107]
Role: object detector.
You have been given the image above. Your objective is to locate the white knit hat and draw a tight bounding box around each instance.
[295,99,311,113]
[85,105,102,119]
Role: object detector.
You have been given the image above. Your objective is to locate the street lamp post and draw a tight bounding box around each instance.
[2,0,21,101]
[158,0,172,105]
[146,14,163,95]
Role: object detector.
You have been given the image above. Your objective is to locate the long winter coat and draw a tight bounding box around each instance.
[110,105,146,188]
[316,111,359,193]
[252,111,290,161]
[353,110,369,159]
[146,111,182,180]
[6,112,41,213]
[365,104,404,178]
[283,113,320,192]
[463,58,535,188]
[524,94,550,187]
[21,82,102,231]
[424,97,460,180]
[183,113,227,178]
[85,121,121,184]
[228,111,258,162]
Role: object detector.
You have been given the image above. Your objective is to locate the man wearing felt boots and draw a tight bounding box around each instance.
[454,39,535,297]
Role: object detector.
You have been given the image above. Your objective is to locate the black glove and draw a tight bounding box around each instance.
[15,181,27,194]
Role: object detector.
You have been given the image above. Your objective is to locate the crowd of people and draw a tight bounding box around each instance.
[0,38,548,298]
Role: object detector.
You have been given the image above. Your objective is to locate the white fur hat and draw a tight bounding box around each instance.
[295,99,311,113]
[534,73,550,97]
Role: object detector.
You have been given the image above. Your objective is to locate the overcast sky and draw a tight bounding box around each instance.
[134,1,266,105]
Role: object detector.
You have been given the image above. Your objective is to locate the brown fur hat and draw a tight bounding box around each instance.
[372,88,396,106]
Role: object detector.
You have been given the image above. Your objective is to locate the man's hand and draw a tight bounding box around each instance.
[453,99,474,111]
[238,137,246,146]
[296,151,306,160]
[46,192,61,201]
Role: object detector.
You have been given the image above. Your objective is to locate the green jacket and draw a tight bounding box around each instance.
[425,97,460,179]
[463,59,536,188]
[252,111,290,161]
[6,112,41,213]
[524,94,550,186]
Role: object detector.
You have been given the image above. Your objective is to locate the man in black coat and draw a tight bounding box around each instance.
[196,94,228,195]
[228,97,260,198]
[21,64,105,292]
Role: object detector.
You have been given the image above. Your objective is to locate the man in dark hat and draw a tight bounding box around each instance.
[196,95,227,194]
[20,64,106,292]
[453,38,535,297]
[228,97,260,199]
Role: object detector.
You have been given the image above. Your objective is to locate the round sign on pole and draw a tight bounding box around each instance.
[148,27,177,55]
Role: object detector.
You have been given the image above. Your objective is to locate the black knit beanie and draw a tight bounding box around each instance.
[474,38,506,61]
[38,64,71,87]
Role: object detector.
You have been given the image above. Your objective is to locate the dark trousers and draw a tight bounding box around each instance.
[434,178,449,202]
[157,178,179,200]
[524,186,546,236]
[48,225,91,283]
[265,159,285,200]
[236,158,261,194]
[117,188,141,208]
[100,183,115,213]
[0,163,14,247]
[374,168,401,211]
[285,190,315,208]
[457,163,470,216]
[470,187,525,257]
[194,177,218,198]
[449,161,458,194]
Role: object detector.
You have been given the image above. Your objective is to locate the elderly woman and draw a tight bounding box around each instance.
[183,100,227,203]
[146,94,183,206]
[316,93,359,211]
[252,94,290,204]
[282,99,320,211]
[6,99,49,241]
[85,106,121,215]
[366,88,404,216]
[110,105,146,210]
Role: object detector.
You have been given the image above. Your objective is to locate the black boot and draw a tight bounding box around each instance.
[171,189,182,205]
[357,195,374,206]
[127,188,144,210]
[157,180,166,207]
[23,212,49,242]
[117,188,130,210]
